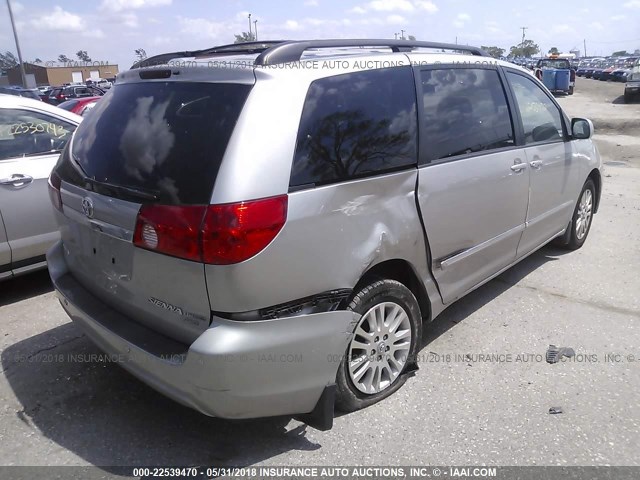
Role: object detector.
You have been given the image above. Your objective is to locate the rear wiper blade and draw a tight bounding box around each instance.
[85,178,160,201]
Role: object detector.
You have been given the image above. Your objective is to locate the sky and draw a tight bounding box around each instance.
[1,0,639,70]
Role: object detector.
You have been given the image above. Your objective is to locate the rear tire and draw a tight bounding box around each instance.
[335,279,421,412]
[564,179,596,250]
[624,91,634,104]
[568,86,574,95]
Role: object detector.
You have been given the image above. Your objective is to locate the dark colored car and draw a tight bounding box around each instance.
[0,86,42,101]
[586,60,609,79]
[47,85,104,106]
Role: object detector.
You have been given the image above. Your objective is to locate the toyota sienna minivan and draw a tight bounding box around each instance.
[47,40,602,430]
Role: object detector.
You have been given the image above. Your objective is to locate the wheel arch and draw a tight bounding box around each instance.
[588,168,602,213]
[351,259,432,323]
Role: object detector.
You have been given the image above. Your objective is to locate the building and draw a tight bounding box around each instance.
[6,61,119,87]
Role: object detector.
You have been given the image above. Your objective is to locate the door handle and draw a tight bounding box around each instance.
[530,160,543,169]
[0,174,34,187]
[510,163,528,172]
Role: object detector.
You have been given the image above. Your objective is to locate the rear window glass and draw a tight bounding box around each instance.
[67,81,251,204]
[58,99,80,111]
[538,60,570,69]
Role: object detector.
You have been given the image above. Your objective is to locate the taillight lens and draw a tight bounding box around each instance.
[133,205,206,262]
[48,171,63,212]
[202,195,288,265]
[132,195,288,265]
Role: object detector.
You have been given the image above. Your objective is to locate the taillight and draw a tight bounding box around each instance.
[132,195,288,265]
[133,205,207,262]
[202,195,288,265]
[48,171,63,212]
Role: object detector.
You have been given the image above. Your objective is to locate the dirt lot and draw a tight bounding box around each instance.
[557,78,640,164]
[0,76,638,473]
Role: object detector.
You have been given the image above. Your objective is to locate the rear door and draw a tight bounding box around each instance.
[0,107,77,269]
[414,65,529,304]
[505,70,583,257]
[54,78,253,344]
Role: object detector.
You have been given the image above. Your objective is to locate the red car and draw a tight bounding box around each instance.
[57,96,101,116]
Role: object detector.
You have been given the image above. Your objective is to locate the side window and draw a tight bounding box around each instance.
[0,109,77,161]
[419,68,515,163]
[290,67,417,188]
[506,72,564,144]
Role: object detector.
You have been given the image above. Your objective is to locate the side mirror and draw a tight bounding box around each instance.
[571,118,593,139]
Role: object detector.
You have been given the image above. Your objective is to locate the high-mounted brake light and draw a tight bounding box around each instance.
[133,195,288,265]
[48,171,63,212]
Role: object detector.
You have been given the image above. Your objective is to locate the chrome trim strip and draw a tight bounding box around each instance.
[437,223,525,270]
[525,201,573,228]
[12,260,47,276]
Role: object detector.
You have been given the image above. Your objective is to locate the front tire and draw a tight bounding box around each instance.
[564,179,596,250]
[335,279,421,412]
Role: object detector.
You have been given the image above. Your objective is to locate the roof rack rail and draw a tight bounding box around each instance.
[255,39,490,66]
[130,39,489,70]
[131,41,288,69]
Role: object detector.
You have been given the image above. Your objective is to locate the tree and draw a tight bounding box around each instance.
[408,35,416,41]
[481,45,505,58]
[134,48,147,61]
[234,32,256,43]
[509,39,539,58]
[34,57,42,63]
[58,54,71,63]
[76,50,91,62]
[612,50,628,56]
[0,51,19,70]
[548,47,559,55]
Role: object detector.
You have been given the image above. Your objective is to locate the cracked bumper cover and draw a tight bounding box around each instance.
[47,241,358,419]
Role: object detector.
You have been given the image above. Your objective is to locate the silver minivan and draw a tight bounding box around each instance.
[47,40,602,430]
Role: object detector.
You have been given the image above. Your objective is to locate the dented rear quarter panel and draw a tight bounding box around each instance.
[205,169,439,313]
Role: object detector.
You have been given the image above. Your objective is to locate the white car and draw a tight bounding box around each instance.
[92,78,112,90]
[0,94,81,280]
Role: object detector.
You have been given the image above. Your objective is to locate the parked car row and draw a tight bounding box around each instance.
[576,57,638,82]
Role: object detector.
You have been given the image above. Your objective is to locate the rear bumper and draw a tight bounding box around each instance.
[47,241,358,419]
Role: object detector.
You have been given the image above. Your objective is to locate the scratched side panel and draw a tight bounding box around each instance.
[205,169,434,312]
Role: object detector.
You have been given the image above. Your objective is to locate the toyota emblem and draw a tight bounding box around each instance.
[81,197,94,218]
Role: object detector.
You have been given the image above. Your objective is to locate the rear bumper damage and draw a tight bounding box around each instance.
[47,241,358,428]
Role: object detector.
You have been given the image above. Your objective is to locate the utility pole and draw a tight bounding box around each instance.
[455,36,458,45]
[254,20,258,41]
[6,0,27,87]
[400,29,405,40]
[248,13,252,38]
[520,26,527,50]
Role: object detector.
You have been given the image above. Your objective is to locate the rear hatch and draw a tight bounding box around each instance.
[52,74,253,344]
